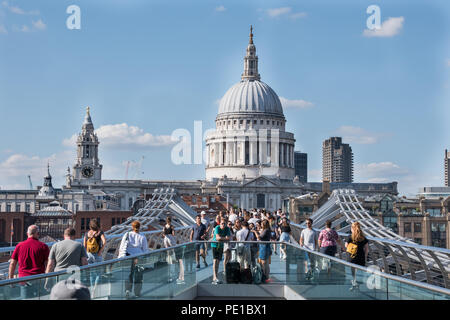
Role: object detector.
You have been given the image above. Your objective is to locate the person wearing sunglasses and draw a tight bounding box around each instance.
[210,218,231,284]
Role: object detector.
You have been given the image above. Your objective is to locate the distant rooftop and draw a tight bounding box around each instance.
[417,187,450,198]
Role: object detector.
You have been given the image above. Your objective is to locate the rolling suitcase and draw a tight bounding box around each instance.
[226,249,241,284]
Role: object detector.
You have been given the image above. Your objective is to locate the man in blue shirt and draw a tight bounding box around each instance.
[190,215,208,269]
[210,217,231,284]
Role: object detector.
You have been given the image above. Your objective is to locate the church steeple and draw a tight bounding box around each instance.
[37,162,56,199]
[43,162,52,187]
[241,25,260,81]
[83,106,94,131]
[72,107,103,184]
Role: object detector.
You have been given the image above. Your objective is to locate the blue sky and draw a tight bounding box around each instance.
[0,0,449,196]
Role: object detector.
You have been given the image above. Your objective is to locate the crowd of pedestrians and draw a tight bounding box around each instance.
[196,207,294,284]
[7,209,370,299]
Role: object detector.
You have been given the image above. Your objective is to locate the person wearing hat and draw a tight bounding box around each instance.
[200,211,210,229]
[200,211,211,255]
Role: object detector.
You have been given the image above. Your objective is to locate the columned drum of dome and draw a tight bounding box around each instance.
[206,27,295,181]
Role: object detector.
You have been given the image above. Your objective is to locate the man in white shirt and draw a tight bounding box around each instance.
[228,208,238,225]
[200,211,209,228]
[200,211,210,255]
[235,221,251,270]
[248,212,260,226]
[299,218,318,280]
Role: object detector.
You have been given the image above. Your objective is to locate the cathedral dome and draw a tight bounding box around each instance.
[218,80,284,116]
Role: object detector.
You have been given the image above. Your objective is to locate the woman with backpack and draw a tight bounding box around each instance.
[83,219,107,298]
[345,221,369,291]
[84,219,107,263]
[118,220,148,299]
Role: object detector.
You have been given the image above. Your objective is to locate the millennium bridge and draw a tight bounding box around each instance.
[0,188,449,300]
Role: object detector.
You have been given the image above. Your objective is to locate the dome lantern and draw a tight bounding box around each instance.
[241,25,260,82]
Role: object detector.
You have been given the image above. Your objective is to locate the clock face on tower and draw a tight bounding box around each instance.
[81,166,94,178]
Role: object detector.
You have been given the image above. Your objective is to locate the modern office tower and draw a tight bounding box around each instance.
[294,151,307,183]
[445,149,450,187]
[322,137,353,183]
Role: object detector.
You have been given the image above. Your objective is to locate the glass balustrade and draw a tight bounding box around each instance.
[0,241,448,300]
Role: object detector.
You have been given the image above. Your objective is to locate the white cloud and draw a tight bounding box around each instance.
[0,151,74,190]
[266,7,307,20]
[446,59,450,67]
[12,21,46,33]
[32,19,46,30]
[0,150,127,189]
[63,123,178,150]
[355,162,408,183]
[280,97,314,109]
[334,126,383,145]
[9,6,24,14]
[363,17,404,38]
[0,25,7,34]
[215,6,226,12]
[2,1,39,15]
[267,7,292,17]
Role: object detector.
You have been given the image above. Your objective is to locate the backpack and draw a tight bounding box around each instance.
[86,231,101,254]
[252,264,263,284]
[346,242,358,259]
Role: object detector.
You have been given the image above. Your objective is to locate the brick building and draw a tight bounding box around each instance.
[73,210,133,238]
[181,194,230,215]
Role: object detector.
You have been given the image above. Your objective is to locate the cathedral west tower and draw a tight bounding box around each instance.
[71,107,103,185]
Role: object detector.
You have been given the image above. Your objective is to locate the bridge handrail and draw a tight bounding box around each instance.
[0,240,449,297]
[0,226,193,255]
[290,222,450,255]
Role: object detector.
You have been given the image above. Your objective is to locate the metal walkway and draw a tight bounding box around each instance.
[1,187,449,293]
[292,189,450,289]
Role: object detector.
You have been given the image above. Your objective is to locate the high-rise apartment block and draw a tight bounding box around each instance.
[294,151,307,183]
[322,137,353,183]
[445,149,450,187]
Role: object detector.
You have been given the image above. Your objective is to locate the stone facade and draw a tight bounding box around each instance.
[205,27,295,183]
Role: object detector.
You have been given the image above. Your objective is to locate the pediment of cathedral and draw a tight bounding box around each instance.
[243,176,279,188]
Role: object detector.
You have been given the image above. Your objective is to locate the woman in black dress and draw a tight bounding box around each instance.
[345,221,369,290]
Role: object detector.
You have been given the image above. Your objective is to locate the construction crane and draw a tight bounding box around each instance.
[27,175,33,190]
